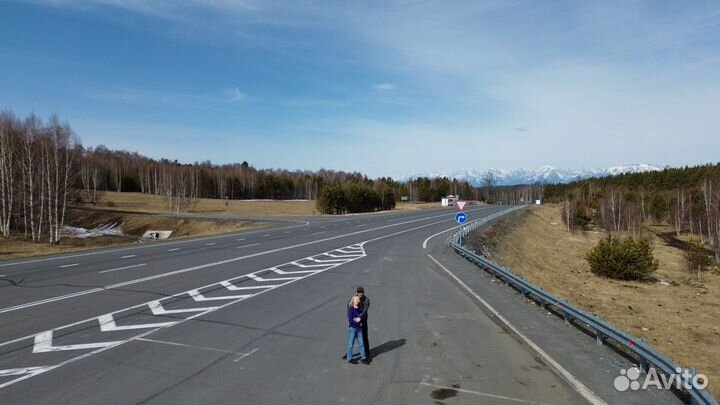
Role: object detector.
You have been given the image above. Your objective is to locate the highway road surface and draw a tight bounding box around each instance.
[0,205,684,404]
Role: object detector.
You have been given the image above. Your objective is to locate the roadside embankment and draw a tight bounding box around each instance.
[468,204,720,397]
[0,208,270,260]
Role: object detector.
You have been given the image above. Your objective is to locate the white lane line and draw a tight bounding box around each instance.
[284,231,291,234]
[121,255,136,259]
[262,234,270,237]
[0,209,489,315]
[236,238,246,241]
[0,275,5,278]
[426,254,607,405]
[356,224,367,227]
[99,263,147,274]
[311,231,326,235]
[137,338,259,361]
[0,220,312,268]
[422,224,461,249]
[233,348,260,362]
[0,366,49,377]
[419,381,555,405]
[237,243,261,249]
[205,243,216,246]
[59,263,78,268]
[167,248,181,252]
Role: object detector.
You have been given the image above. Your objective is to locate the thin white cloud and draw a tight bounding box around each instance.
[373,83,396,92]
[223,87,246,103]
[82,87,247,109]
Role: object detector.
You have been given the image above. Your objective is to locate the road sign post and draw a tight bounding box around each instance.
[455,212,468,245]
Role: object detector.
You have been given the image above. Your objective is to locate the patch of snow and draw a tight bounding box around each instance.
[398,163,666,186]
[62,223,124,238]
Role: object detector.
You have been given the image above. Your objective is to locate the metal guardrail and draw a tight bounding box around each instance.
[450,206,718,405]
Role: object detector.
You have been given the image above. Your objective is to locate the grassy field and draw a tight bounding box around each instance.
[78,191,442,216]
[469,204,720,397]
[0,209,269,260]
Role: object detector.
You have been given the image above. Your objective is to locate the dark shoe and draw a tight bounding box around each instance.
[342,354,347,360]
[348,359,358,364]
[361,359,370,365]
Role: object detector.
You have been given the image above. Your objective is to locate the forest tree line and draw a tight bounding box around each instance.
[543,164,720,262]
[1,111,541,242]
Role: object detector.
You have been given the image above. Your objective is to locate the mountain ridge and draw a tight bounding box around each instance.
[398,164,666,186]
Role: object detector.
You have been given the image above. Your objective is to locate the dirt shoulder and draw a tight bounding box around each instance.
[0,209,270,261]
[468,204,720,397]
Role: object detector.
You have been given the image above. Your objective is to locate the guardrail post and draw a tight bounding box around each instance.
[596,332,604,346]
[562,311,571,326]
[639,357,649,374]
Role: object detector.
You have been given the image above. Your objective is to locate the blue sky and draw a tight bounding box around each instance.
[1,1,719,178]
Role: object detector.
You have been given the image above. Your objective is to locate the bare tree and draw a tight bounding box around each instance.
[563,193,576,232]
[671,188,687,237]
[0,113,17,238]
[482,172,497,202]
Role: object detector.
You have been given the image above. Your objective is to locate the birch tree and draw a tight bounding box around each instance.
[0,113,17,238]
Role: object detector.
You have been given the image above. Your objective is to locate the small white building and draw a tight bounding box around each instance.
[441,195,458,207]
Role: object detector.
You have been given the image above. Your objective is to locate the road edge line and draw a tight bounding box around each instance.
[426,253,607,405]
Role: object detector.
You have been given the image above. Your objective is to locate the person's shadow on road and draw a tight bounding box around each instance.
[370,339,406,359]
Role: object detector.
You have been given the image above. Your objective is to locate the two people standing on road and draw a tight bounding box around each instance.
[345,286,371,364]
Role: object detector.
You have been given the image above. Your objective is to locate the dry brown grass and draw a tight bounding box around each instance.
[77,191,444,216]
[392,202,443,211]
[78,191,318,216]
[470,204,720,397]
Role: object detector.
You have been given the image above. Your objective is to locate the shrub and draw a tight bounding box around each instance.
[585,236,658,280]
[575,205,592,228]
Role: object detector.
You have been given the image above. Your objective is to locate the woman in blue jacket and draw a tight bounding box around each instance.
[346,295,369,364]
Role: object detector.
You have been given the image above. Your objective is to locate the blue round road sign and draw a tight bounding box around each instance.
[455,212,467,224]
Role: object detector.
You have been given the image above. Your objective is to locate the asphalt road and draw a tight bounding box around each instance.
[0,205,646,404]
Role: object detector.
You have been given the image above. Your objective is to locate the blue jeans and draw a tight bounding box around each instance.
[346,327,367,360]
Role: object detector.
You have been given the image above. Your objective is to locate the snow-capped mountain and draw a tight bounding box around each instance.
[398,164,666,186]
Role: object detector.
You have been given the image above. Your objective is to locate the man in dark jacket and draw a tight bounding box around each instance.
[342,286,371,361]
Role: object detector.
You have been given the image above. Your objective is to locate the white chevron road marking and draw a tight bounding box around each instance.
[187,289,252,301]
[269,267,318,275]
[289,261,335,269]
[148,300,218,315]
[0,366,49,377]
[98,314,177,332]
[220,281,278,291]
[324,253,363,259]
[308,257,353,263]
[32,331,122,353]
[247,273,299,282]
[0,241,369,390]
